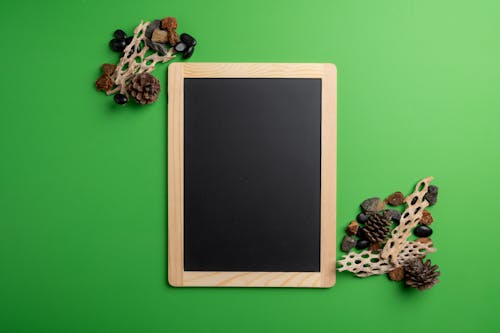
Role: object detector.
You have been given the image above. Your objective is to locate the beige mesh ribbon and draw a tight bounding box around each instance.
[381,177,433,264]
[338,240,435,278]
[107,21,176,96]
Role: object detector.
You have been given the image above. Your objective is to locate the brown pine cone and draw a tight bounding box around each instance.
[126,73,161,105]
[361,213,391,243]
[404,258,440,291]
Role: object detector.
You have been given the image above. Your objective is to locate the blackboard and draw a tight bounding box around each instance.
[168,63,337,287]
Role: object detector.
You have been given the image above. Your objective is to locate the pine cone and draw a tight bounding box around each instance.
[127,73,161,105]
[404,258,440,291]
[362,213,391,243]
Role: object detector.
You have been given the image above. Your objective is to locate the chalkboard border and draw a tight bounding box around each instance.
[168,63,337,288]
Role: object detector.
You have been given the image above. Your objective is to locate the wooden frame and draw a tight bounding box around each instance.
[168,63,337,287]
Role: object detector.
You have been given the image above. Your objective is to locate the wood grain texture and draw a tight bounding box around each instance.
[167,63,184,287]
[167,62,337,288]
[183,272,321,287]
[181,62,333,78]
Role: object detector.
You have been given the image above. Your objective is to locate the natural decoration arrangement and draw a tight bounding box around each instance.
[338,177,441,291]
[95,17,198,105]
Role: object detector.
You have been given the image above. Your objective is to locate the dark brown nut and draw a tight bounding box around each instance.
[420,210,434,226]
[101,64,117,76]
[341,235,357,252]
[388,267,404,281]
[95,74,114,91]
[346,221,359,236]
[385,192,405,206]
[360,197,385,213]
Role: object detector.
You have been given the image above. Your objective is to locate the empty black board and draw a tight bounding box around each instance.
[184,78,322,272]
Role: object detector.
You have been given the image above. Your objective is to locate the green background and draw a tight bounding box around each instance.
[1,0,499,332]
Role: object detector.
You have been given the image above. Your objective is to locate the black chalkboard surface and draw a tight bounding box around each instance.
[184,78,322,272]
[168,63,336,287]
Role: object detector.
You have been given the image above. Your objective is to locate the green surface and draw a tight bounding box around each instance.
[1,0,499,332]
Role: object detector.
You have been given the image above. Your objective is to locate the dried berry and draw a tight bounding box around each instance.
[355,239,370,250]
[360,197,385,213]
[388,267,404,281]
[101,64,116,76]
[414,225,433,237]
[346,221,359,236]
[152,29,169,43]
[95,74,114,91]
[113,93,128,105]
[420,210,434,226]
[424,185,438,206]
[341,235,357,252]
[385,191,405,206]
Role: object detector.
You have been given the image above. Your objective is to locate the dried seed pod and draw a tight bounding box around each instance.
[126,73,161,105]
[362,213,392,243]
[404,258,440,291]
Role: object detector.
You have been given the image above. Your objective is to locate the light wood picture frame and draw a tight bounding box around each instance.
[168,63,337,287]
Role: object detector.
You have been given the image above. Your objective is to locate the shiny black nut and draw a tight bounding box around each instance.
[414,225,433,237]
[110,38,126,52]
[174,42,187,53]
[355,239,370,250]
[183,45,195,59]
[180,33,197,47]
[114,29,126,39]
[356,212,369,224]
[125,36,134,45]
[114,93,128,105]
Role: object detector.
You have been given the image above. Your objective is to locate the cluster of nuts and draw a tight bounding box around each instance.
[340,182,441,290]
[94,17,198,106]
